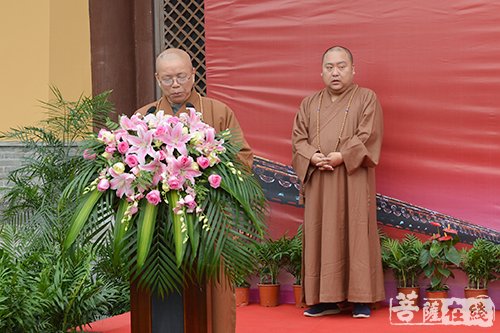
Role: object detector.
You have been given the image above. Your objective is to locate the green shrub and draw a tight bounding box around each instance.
[0,88,129,332]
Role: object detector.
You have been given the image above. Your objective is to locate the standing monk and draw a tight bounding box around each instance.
[136,48,252,333]
[291,45,385,318]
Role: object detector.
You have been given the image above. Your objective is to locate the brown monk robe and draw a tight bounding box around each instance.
[292,46,384,311]
[136,92,253,333]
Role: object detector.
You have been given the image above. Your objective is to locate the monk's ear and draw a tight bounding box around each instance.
[352,66,356,75]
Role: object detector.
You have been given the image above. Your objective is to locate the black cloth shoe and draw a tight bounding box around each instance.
[303,303,341,317]
[352,303,371,318]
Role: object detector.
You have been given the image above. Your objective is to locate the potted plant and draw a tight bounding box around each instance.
[234,260,255,306]
[381,233,423,305]
[460,238,500,298]
[419,222,461,299]
[253,236,288,307]
[283,225,303,307]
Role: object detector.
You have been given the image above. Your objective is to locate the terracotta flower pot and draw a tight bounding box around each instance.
[425,290,448,299]
[464,288,488,299]
[397,287,420,306]
[258,283,280,307]
[235,287,250,306]
[293,284,305,308]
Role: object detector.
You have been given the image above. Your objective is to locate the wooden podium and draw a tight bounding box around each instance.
[130,279,211,333]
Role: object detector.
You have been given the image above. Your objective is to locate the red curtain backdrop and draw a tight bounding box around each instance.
[204,0,500,235]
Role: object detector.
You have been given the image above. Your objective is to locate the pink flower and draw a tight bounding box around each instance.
[146,190,161,205]
[183,194,197,212]
[155,122,191,156]
[196,156,210,169]
[83,149,96,160]
[167,176,183,190]
[117,141,129,154]
[154,125,167,137]
[157,149,168,161]
[98,129,115,145]
[97,178,110,191]
[128,204,138,216]
[167,117,180,126]
[125,154,139,168]
[120,114,148,132]
[125,126,156,164]
[208,174,222,188]
[105,146,116,154]
[181,108,205,131]
[168,155,202,184]
[113,129,128,141]
[141,159,167,186]
[109,169,136,198]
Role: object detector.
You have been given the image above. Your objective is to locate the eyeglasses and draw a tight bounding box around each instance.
[159,73,192,86]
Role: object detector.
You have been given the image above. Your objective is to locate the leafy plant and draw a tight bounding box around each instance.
[460,238,500,289]
[283,225,302,285]
[234,270,252,288]
[419,222,461,291]
[0,88,130,331]
[253,236,288,285]
[1,86,111,221]
[0,224,122,333]
[0,225,47,332]
[381,234,423,288]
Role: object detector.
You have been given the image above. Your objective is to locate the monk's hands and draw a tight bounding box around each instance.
[310,152,343,171]
[325,152,343,167]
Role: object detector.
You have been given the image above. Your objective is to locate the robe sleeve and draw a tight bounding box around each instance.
[340,90,383,175]
[221,105,254,169]
[291,98,319,185]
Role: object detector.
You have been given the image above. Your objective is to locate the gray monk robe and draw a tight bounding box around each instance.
[291,84,385,305]
[137,91,253,333]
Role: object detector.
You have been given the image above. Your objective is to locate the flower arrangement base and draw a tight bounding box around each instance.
[464,288,488,298]
[293,284,305,308]
[258,284,280,307]
[235,287,250,306]
[397,287,420,306]
[131,279,209,333]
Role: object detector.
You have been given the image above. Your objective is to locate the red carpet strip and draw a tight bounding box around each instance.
[80,305,497,332]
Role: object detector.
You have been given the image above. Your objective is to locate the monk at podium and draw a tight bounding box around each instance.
[136,48,253,333]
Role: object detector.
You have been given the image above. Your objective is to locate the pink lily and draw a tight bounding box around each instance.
[141,158,168,186]
[120,114,148,132]
[168,155,202,185]
[108,168,136,199]
[155,122,191,156]
[124,126,156,165]
[180,108,205,132]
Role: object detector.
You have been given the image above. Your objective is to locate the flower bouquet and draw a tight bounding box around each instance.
[419,222,461,292]
[64,107,266,296]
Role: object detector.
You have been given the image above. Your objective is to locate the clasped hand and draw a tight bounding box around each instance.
[311,152,343,171]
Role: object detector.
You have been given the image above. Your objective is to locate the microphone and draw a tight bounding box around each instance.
[146,106,156,114]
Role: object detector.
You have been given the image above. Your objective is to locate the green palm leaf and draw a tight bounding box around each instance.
[64,189,103,249]
[136,201,159,269]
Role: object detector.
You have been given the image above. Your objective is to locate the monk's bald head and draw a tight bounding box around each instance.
[322,46,354,65]
[156,48,193,71]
